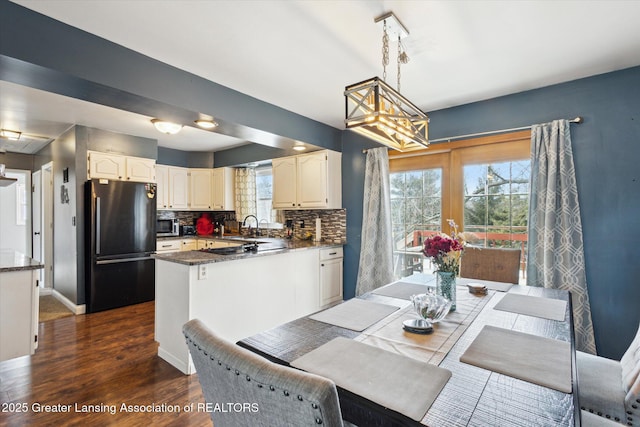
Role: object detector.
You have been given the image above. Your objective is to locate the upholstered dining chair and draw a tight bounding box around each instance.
[459,246,521,284]
[577,322,640,426]
[183,319,347,427]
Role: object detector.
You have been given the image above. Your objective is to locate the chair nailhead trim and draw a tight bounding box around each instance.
[246,375,251,381]
[235,370,240,375]
[297,395,303,401]
[283,390,289,396]
[311,403,318,409]
[257,384,263,388]
[315,418,323,424]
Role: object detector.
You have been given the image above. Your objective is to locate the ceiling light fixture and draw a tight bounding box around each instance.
[292,142,307,151]
[151,119,183,135]
[344,12,429,152]
[194,119,219,129]
[0,129,22,140]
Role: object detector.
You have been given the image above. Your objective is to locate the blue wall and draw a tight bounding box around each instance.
[341,66,640,359]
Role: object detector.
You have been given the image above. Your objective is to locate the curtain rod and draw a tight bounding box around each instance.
[362,116,583,153]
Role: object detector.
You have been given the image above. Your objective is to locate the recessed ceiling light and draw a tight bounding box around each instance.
[292,142,306,151]
[194,119,219,129]
[151,119,182,134]
[0,129,22,140]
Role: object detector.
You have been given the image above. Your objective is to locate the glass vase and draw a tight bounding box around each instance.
[436,271,456,311]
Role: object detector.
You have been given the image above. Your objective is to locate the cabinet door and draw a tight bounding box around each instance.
[272,157,298,209]
[320,258,343,307]
[297,152,328,208]
[189,169,213,210]
[212,168,234,210]
[156,165,169,210]
[168,167,189,210]
[181,240,197,251]
[88,151,125,180]
[126,157,156,183]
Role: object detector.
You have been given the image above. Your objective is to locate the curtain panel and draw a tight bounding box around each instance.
[356,147,394,296]
[235,168,257,223]
[527,119,596,354]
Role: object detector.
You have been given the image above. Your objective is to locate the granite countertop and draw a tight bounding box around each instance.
[153,237,345,266]
[0,250,44,272]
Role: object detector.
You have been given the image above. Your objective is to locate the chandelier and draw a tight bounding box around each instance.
[344,12,429,152]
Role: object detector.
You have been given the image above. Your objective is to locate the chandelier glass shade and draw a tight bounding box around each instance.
[345,77,428,151]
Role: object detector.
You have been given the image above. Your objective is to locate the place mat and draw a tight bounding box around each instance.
[309,298,400,332]
[460,325,572,393]
[372,281,432,300]
[457,277,514,292]
[291,337,452,421]
[493,293,567,321]
[356,287,493,365]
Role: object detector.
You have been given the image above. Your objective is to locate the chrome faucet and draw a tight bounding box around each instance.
[242,215,259,236]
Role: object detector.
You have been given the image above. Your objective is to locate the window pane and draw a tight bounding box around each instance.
[463,161,530,281]
[390,169,442,279]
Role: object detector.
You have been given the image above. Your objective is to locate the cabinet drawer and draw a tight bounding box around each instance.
[156,240,181,252]
[320,247,343,260]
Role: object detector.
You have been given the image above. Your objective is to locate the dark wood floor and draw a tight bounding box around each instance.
[0,302,211,426]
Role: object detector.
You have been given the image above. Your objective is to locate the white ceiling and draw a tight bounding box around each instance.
[4,0,640,154]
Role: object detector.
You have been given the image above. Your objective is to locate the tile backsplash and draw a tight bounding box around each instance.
[157,209,346,243]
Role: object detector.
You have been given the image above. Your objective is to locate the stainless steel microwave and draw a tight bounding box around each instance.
[157,218,179,237]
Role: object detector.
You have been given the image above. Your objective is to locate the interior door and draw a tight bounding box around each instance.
[32,170,43,285]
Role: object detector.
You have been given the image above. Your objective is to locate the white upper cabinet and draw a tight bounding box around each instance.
[155,165,234,211]
[273,150,341,209]
[272,157,298,209]
[87,151,155,183]
[167,166,189,210]
[87,151,126,180]
[156,165,169,210]
[125,156,156,182]
[189,169,213,210]
[212,167,235,210]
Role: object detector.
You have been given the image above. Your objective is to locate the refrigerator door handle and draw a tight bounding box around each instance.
[96,256,153,265]
[96,196,101,255]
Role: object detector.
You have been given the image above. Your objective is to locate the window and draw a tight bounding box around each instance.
[463,160,530,250]
[255,166,274,223]
[390,169,442,277]
[389,131,530,280]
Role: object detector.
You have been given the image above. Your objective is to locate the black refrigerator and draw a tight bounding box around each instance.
[85,179,157,313]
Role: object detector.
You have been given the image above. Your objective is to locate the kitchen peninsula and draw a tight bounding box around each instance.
[153,237,344,374]
[0,250,43,361]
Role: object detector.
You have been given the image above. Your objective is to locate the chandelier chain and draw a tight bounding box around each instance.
[382,20,389,82]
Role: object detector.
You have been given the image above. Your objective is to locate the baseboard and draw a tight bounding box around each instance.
[51,289,86,315]
[39,287,53,296]
[158,347,194,375]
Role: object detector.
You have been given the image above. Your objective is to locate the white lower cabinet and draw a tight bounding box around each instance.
[319,247,343,307]
[156,240,181,253]
[181,239,197,251]
[0,269,39,362]
[155,247,328,374]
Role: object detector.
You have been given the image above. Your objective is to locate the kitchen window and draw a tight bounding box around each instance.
[255,166,274,223]
[389,131,530,279]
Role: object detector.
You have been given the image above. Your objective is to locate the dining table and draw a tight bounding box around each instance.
[237,273,579,426]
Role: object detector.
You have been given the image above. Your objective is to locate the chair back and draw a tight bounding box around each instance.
[460,246,521,284]
[621,322,640,422]
[183,319,344,427]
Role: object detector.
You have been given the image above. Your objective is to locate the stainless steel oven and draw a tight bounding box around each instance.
[157,218,179,237]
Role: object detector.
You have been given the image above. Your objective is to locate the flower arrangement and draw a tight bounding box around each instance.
[422,219,464,274]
